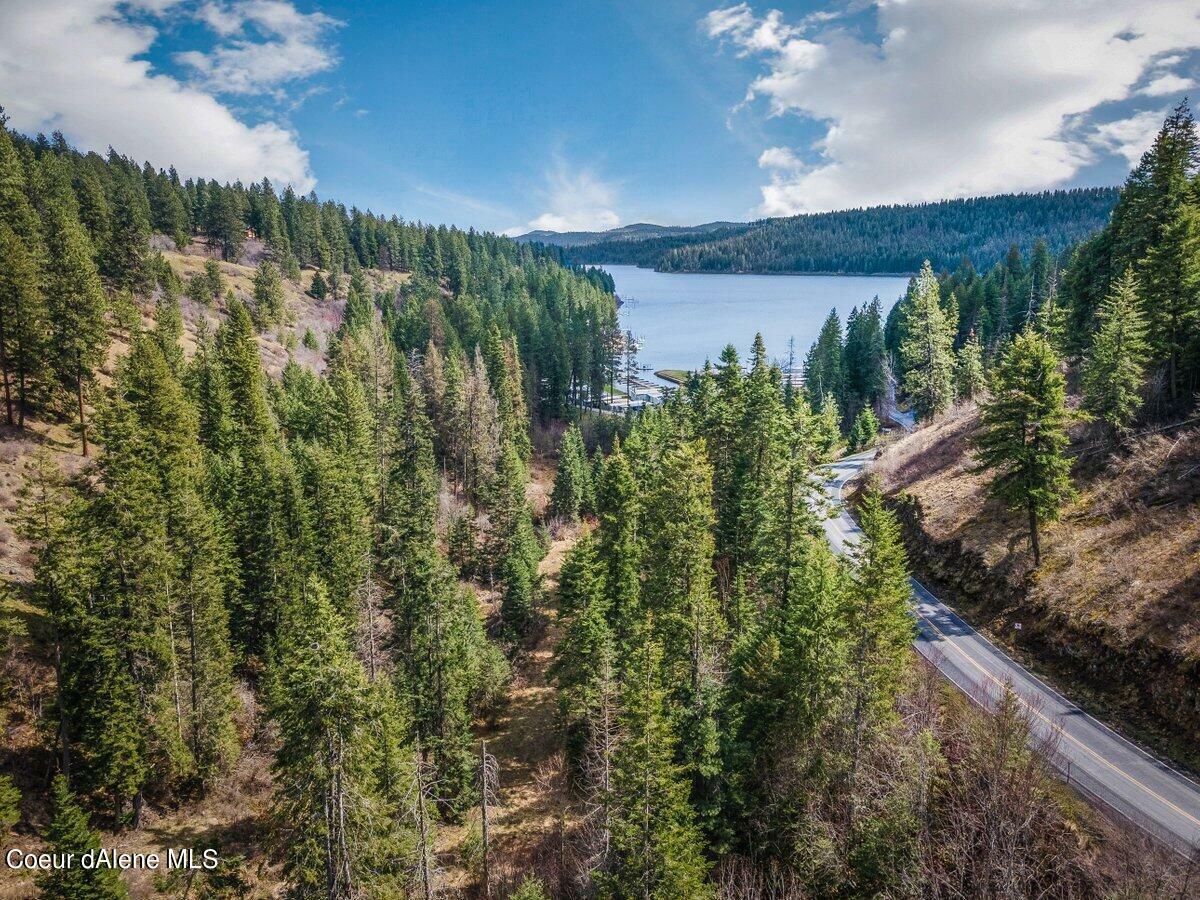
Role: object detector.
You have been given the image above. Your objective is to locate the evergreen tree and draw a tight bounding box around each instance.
[734,333,789,581]
[0,773,18,832]
[268,578,415,897]
[805,309,844,409]
[40,156,107,455]
[640,441,723,833]
[1140,198,1200,402]
[596,440,641,647]
[251,259,286,328]
[549,423,589,522]
[849,406,879,452]
[205,187,245,261]
[973,330,1074,565]
[103,177,150,294]
[843,298,888,418]
[955,331,986,402]
[605,638,712,900]
[381,368,501,812]
[1082,268,1150,437]
[0,222,45,426]
[846,489,913,732]
[814,392,842,459]
[900,261,955,422]
[310,270,328,300]
[36,775,128,900]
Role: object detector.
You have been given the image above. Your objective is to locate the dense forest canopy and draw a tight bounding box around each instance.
[558,188,1119,275]
[2,99,1199,899]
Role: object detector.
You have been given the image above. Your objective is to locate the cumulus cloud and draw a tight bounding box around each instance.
[1091,109,1171,165]
[0,0,323,191]
[706,1,1200,215]
[1138,73,1197,97]
[178,0,342,96]
[508,156,621,234]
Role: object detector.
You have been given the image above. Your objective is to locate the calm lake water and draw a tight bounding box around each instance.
[606,264,910,380]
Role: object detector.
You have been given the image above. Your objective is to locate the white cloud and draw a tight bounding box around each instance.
[1091,109,1170,165]
[757,145,804,171]
[706,1,1200,215]
[179,0,342,96]
[1138,73,1197,97]
[0,0,323,191]
[509,156,621,234]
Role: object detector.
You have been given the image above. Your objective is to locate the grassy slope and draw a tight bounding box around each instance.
[872,404,1200,769]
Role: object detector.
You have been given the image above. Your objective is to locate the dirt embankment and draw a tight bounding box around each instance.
[871,406,1200,771]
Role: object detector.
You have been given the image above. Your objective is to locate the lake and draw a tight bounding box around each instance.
[606,264,910,381]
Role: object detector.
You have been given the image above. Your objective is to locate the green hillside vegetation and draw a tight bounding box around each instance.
[564,188,1119,274]
[0,100,1195,898]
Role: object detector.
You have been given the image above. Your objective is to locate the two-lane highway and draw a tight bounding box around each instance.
[822,451,1200,854]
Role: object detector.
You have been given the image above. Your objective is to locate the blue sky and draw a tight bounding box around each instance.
[2,0,1198,234]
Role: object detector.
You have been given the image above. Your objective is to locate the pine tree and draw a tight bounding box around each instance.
[0,222,45,426]
[846,489,913,729]
[251,259,286,328]
[973,330,1074,565]
[381,368,499,812]
[843,297,888,418]
[734,333,789,581]
[40,156,107,455]
[955,331,986,402]
[36,775,128,899]
[103,176,150,294]
[596,440,641,647]
[849,406,879,452]
[150,289,183,378]
[724,535,847,852]
[804,309,844,408]
[549,423,589,522]
[205,187,245,261]
[841,488,914,858]
[901,261,955,422]
[1140,198,1200,402]
[814,392,842,459]
[268,578,410,897]
[1082,268,1150,437]
[640,441,723,834]
[605,638,712,900]
[309,269,328,300]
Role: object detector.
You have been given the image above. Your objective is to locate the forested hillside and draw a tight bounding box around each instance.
[860,101,1200,778]
[0,115,619,897]
[563,189,1118,275]
[519,220,747,249]
[0,102,1194,899]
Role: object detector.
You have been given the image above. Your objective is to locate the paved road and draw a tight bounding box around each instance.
[822,451,1200,854]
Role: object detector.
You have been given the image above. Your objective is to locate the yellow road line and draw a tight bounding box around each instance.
[827,463,1200,835]
[919,611,1200,832]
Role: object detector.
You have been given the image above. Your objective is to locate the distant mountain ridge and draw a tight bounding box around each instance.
[519,220,747,248]
[522,188,1121,275]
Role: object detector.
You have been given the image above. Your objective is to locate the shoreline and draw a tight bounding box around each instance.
[596,262,918,278]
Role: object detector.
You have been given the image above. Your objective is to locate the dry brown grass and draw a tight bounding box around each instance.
[874,403,1200,766]
[876,405,1200,661]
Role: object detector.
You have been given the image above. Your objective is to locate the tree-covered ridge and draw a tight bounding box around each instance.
[0,114,621,432]
[565,188,1118,275]
[0,110,618,895]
